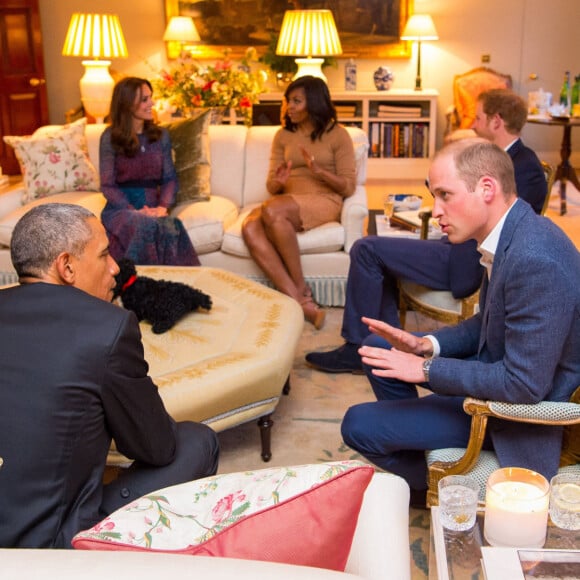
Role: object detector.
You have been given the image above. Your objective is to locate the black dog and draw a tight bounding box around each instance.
[112,258,212,334]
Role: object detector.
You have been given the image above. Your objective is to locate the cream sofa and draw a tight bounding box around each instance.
[0,472,411,580]
[0,123,369,306]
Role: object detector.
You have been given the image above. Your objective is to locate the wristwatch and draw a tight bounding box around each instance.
[422,358,434,382]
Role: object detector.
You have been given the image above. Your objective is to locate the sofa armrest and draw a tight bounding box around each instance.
[0,185,25,220]
[342,185,368,253]
[346,472,410,580]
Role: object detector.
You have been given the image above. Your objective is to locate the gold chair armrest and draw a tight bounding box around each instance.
[427,398,491,506]
[463,394,580,426]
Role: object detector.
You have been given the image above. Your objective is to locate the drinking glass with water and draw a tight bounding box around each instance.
[438,475,480,531]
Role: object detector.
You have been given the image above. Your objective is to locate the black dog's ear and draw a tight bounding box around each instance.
[113,258,137,300]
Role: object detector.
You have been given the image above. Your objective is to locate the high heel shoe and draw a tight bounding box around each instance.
[300,296,326,330]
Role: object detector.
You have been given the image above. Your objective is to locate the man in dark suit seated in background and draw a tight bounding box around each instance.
[0,204,219,548]
[306,88,547,374]
[341,139,580,499]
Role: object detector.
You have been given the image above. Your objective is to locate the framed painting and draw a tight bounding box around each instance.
[164,0,413,59]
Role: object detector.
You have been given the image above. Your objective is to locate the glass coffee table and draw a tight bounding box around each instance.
[429,506,580,579]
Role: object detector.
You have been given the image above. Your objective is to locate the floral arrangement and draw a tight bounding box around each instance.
[152,47,266,125]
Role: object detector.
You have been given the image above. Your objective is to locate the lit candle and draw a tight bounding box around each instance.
[484,467,549,548]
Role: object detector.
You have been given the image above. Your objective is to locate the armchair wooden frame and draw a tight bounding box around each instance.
[427,387,580,507]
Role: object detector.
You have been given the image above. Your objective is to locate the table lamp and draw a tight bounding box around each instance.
[163,16,201,59]
[62,13,128,123]
[275,9,342,83]
[401,14,438,91]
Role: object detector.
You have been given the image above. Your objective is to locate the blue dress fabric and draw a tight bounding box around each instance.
[99,127,199,266]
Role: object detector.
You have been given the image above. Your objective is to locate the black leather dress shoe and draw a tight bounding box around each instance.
[305,342,364,374]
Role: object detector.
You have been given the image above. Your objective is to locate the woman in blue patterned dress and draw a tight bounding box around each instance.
[99,77,199,266]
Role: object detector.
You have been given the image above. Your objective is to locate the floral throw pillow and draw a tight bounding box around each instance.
[163,111,211,205]
[72,460,374,571]
[3,117,99,204]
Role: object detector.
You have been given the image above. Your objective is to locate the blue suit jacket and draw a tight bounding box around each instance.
[429,200,580,479]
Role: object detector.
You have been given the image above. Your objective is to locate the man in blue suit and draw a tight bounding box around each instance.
[341,140,580,496]
[306,89,546,373]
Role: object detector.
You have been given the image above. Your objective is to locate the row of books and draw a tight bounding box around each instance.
[368,122,430,159]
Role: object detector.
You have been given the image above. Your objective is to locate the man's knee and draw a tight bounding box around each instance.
[175,421,219,477]
[341,405,371,451]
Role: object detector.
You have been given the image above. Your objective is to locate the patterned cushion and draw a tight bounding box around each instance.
[3,118,99,204]
[72,461,374,571]
[163,111,211,205]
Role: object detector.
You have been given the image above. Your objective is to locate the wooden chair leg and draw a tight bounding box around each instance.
[282,376,291,395]
[258,414,274,462]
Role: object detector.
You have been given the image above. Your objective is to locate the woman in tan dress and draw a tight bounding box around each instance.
[242,76,356,329]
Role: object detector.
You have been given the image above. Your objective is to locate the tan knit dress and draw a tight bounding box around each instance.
[266,125,356,231]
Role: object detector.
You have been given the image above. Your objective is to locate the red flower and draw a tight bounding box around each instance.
[239,96,252,108]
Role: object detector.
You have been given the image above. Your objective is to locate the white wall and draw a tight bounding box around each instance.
[40,0,580,165]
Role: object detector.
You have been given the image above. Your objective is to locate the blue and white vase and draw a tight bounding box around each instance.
[373,66,394,91]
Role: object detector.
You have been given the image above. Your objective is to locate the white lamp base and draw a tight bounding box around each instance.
[80,60,114,124]
[293,58,327,82]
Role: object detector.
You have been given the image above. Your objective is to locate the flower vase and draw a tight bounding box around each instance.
[208,107,227,125]
[185,107,227,124]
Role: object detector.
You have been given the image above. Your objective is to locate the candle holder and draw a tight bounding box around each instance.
[484,467,550,548]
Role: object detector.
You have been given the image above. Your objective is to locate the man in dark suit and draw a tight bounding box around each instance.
[341,140,580,494]
[306,88,547,373]
[0,204,219,548]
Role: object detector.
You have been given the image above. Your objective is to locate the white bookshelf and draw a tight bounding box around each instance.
[257,89,439,180]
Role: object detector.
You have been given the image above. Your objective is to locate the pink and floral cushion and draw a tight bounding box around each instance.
[3,118,99,204]
[72,461,374,571]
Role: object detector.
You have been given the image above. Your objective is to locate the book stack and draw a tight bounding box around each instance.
[335,104,357,118]
[375,104,423,118]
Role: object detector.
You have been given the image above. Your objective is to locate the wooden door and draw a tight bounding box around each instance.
[0,0,49,175]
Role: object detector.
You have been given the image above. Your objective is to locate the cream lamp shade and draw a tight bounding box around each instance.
[163,16,200,58]
[401,14,438,91]
[163,16,200,43]
[62,13,128,123]
[276,10,342,83]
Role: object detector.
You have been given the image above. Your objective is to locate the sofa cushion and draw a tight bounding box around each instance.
[171,195,238,255]
[3,118,99,204]
[221,205,344,258]
[72,461,374,572]
[0,191,106,247]
[163,112,211,205]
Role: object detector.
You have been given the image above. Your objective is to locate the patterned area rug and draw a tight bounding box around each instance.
[217,307,442,579]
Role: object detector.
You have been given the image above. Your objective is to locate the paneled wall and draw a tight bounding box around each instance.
[39,0,580,165]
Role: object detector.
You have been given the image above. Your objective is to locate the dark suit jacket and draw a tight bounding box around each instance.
[447,138,547,298]
[0,283,177,548]
[509,138,547,214]
[431,200,580,479]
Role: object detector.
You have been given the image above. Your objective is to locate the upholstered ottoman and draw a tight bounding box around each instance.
[108,266,303,465]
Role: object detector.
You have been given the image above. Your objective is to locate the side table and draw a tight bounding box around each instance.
[429,506,580,579]
[527,116,580,216]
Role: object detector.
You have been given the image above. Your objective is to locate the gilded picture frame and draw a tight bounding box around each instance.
[164,0,413,60]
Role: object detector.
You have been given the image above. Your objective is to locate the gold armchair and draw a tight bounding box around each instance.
[426,387,580,507]
[445,66,513,138]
